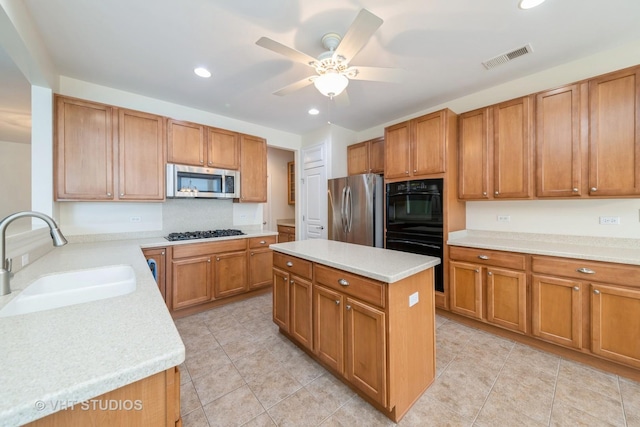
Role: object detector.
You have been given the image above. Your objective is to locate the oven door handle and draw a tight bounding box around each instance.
[386,239,442,250]
[388,191,439,197]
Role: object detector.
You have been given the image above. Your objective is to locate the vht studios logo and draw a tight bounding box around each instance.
[35,399,143,411]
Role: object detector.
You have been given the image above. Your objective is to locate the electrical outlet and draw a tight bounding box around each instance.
[497,215,511,222]
[409,292,419,307]
[130,216,141,222]
[599,216,620,225]
[21,253,29,267]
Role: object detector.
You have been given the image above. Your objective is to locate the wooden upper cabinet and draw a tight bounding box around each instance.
[589,66,640,196]
[458,108,490,199]
[167,119,205,166]
[347,137,384,176]
[239,134,267,202]
[207,127,240,170]
[493,96,533,199]
[535,84,583,197]
[385,109,453,181]
[55,96,115,200]
[118,109,165,200]
[55,96,165,202]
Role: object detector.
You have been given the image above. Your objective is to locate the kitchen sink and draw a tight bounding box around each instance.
[0,265,136,317]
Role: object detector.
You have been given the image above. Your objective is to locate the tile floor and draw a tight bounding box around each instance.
[175,292,640,426]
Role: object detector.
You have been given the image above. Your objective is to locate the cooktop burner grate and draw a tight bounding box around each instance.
[165,229,246,241]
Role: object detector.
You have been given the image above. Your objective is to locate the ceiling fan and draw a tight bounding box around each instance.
[255,9,403,101]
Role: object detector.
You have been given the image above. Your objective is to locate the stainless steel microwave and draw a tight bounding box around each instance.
[166,164,240,199]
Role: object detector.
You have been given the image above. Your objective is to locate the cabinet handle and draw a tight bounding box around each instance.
[259,240,266,244]
[207,258,211,263]
[283,277,287,282]
[216,257,220,261]
[576,267,595,274]
[591,187,597,192]
[474,269,479,273]
[494,191,499,195]
[487,271,493,276]
[161,251,165,256]
[572,187,579,192]
[346,305,352,310]
[482,192,487,196]
[286,261,293,267]
[478,255,489,260]
[290,279,294,284]
[335,300,340,305]
[594,289,600,295]
[250,252,254,256]
[107,192,112,197]
[413,169,417,173]
[120,193,124,197]
[573,286,579,291]
[338,279,349,286]
[405,171,409,174]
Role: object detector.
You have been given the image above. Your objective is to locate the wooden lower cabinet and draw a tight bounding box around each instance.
[276,258,436,422]
[213,251,247,298]
[171,256,212,310]
[449,261,483,319]
[277,225,296,242]
[591,283,640,368]
[531,274,583,349]
[486,267,527,333]
[142,247,166,300]
[26,367,181,427]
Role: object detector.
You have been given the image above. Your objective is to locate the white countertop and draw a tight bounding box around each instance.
[270,239,440,283]
[447,230,640,265]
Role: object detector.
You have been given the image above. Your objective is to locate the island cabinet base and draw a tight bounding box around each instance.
[273,251,436,423]
[25,367,181,427]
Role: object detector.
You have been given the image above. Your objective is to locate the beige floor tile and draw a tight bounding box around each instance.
[558,359,621,397]
[241,412,276,426]
[435,314,449,328]
[554,378,625,426]
[501,344,560,381]
[263,333,306,362]
[621,377,640,424]
[550,400,623,427]
[205,315,243,335]
[181,380,202,416]
[192,362,246,405]
[279,351,327,386]
[422,369,493,419]
[179,362,192,385]
[267,387,334,426]
[182,332,222,356]
[221,334,268,361]
[397,393,474,427]
[304,373,356,414]
[325,394,395,427]
[234,347,283,382]
[213,325,255,346]
[203,385,265,427]
[246,367,303,409]
[479,376,554,425]
[183,406,211,427]
[185,346,233,380]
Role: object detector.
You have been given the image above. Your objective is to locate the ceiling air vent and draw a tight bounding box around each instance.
[482,44,533,70]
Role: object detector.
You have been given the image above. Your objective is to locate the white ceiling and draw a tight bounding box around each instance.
[4,0,640,140]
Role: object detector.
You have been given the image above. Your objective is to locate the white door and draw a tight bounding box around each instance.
[302,165,327,240]
[262,173,272,230]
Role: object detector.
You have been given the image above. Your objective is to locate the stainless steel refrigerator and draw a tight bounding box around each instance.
[328,173,383,247]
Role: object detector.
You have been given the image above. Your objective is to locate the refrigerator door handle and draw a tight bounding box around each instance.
[341,186,348,233]
[347,185,353,233]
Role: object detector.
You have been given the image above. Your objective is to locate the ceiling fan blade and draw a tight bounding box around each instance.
[256,37,318,67]
[348,66,405,83]
[333,9,383,63]
[273,76,316,96]
[333,90,350,108]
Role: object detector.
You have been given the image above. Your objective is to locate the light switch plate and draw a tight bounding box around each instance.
[409,292,419,307]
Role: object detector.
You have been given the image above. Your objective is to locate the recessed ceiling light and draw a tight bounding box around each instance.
[194,67,212,78]
[308,108,320,115]
[519,0,546,9]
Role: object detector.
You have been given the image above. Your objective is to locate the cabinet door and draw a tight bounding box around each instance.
[272,268,289,331]
[493,96,532,198]
[207,127,240,169]
[287,161,295,205]
[347,141,369,175]
[213,251,248,299]
[171,256,211,310]
[248,249,273,289]
[369,137,385,174]
[167,119,205,166]
[118,109,165,200]
[413,111,445,176]
[591,283,640,368]
[314,285,344,374]
[532,275,582,349]
[239,134,267,202]
[486,267,527,333]
[290,275,313,350]
[449,261,483,319]
[384,121,411,179]
[55,96,114,200]
[142,248,166,299]
[345,297,387,407]
[535,85,582,197]
[589,67,640,196]
[458,108,490,199]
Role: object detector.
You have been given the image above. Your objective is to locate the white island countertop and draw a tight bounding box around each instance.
[270,239,440,283]
[0,239,185,426]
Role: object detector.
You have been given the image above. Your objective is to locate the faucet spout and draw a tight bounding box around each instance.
[0,211,68,296]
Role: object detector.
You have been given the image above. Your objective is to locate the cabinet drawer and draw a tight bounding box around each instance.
[172,239,247,258]
[531,256,640,288]
[449,246,526,270]
[278,225,295,235]
[273,253,312,280]
[315,265,385,308]
[248,235,277,249]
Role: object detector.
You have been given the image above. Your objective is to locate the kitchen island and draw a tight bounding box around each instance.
[269,239,440,423]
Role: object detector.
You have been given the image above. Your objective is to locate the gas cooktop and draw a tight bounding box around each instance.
[165,229,246,241]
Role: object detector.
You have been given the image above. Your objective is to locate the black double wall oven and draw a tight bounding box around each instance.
[385,178,444,292]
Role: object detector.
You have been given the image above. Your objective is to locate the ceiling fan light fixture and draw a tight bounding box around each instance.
[518,0,546,9]
[313,72,349,98]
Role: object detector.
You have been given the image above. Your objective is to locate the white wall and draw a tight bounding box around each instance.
[328,124,356,179]
[356,39,640,239]
[267,147,295,230]
[0,140,30,231]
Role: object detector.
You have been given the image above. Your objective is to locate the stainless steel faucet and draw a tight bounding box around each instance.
[0,211,68,296]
